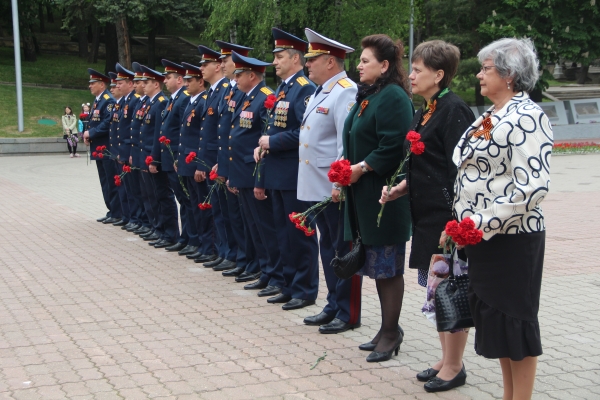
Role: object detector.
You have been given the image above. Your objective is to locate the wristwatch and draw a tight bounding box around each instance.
[360,161,369,174]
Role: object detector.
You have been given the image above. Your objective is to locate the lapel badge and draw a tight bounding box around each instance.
[316,107,329,115]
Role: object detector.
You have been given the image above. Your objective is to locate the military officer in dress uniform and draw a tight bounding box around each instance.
[177,62,207,257]
[298,28,363,333]
[138,65,169,245]
[249,28,319,311]
[83,69,121,224]
[214,41,258,280]
[228,51,286,290]
[114,63,145,233]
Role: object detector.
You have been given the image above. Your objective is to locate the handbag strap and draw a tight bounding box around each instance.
[448,246,457,280]
[333,186,361,257]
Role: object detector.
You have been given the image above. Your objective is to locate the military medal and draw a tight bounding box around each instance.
[187,109,195,126]
[228,100,236,112]
[124,105,128,118]
[208,107,214,116]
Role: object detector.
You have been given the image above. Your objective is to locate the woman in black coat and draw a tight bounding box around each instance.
[380,40,475,392]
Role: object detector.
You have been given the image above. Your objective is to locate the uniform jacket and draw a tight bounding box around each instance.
[198,78,230,173]
[263,71,316,191]
[130,96,147,169]
[117,91,141,162]
[109,97,123,159]
[297,71,357,201]
[88,89,115,160]
[152,87,189,171]
[228,81,274,189]
[453,91,553,241]
[139,92,168,170]
[342,83,414,246]
[177,91,207,177]
[216,83,245,178]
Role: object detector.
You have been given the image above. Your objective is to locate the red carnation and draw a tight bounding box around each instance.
[459,218,476,231]
[198,203,212,210]
[164,138,171,145]
[145,156,153,166]
[465,229,483,245]
[406,130,421,143]
[327,159,352,186]
[98,153,104,159]
[264,94,277,110]
[79,113,88,119]
[159,135,167,143]
[92,151,98,157]
[303,226,316,237]
[101,146,107,151]
[209,171,218,181]
[185,152,197,164]
[114,175,122,186]
[123,165,131,173]
[96,146,102,152]
[410,141,425,155]
[445,220,461,237]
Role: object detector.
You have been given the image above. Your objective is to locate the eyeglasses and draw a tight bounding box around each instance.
[480,65,496,74]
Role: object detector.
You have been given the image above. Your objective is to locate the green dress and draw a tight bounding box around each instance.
[342,83,413,278]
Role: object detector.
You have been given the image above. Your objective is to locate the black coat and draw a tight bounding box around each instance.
[406,89,475,269]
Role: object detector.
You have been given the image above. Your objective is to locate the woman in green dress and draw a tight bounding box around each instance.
[338,34,413,362]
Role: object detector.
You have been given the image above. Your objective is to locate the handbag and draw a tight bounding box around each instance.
[434,248,474,332]
[331,187,366,280]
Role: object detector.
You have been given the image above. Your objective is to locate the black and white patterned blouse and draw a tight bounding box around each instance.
[452,92,553,240]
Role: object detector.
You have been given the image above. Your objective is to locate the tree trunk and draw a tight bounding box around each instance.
[38,3,45,33]
[147,17,159,68]
[578,64,590,84]
[46,3,54,23]
[105,23,119,74]
[22,34,37,62]
[88,20,100,63]
[115,15,132,69]
[475,81,484,106]
[229,25,237,44]
[77,18,88,59]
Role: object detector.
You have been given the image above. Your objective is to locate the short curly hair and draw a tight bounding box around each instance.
[478,37,539,92]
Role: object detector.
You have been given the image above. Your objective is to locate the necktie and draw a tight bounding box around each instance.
[207,88,214,99]
[314,85,323,96]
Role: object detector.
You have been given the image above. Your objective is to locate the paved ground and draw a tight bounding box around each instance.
[0,153,598,400]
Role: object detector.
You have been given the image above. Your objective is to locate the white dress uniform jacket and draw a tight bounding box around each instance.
[297,71,357,201]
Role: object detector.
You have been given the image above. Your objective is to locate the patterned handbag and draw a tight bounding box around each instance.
[434,249,474,332]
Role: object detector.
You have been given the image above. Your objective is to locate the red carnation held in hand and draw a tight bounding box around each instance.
[445,218,483,247]
[145,156,153,166]
[123,165,131,173]
[185,152,196,164]
[410,141,426,155]
[198,203,212,210]
[96,146,102,152]
[159,135,167,143]
[98,153,104,159]
[264,94,277,110]
[327,159,352,187]
[92,152,98,157]
[209,171,219,181]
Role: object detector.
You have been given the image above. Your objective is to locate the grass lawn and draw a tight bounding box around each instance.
[0,84,95,137]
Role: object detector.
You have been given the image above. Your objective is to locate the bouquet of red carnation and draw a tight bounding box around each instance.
[442,218,484,251]
[254,93,278,181]
[94,145,115,160]
[289,159,352,236]
[112,164,139,187]
[377,130,426,227]
[198,170,229,209]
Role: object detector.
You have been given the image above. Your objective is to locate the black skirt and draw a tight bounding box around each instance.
[465,231,545,361]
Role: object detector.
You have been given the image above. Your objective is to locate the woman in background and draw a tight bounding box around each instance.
[62,106,79,158]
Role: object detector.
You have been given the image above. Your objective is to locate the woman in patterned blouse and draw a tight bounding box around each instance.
[442,38,552,400]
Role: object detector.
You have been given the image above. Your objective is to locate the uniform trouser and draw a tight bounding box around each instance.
[125,168,150,228]
[150,170,179,242]
[186,176,215,255]
[114,160,131,223]
[167,170,198,246]
[312,201,362,324]
[140,171,161,234]
[271,190,319,300]
[226,188,258,273]
[95,159,122,219]
[212,183,237,261]
[238,188,285,288]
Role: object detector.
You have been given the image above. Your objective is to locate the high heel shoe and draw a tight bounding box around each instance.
[359,325,404,351]
[423,365,467,392]
[365,332,403,362]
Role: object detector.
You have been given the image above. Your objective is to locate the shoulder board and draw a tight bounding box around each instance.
[103,94,110,100]
[337,78,352,89]
[296,76,309,86]
[134,94,140,98]
[260,87,274,96]
[158,96,165,102]
[202,94,208,100]
[222,82,229,88]
[183,90,189,96]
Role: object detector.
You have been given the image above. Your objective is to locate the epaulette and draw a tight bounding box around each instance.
[202,94,208,100]
[260,87,274,96]
[158,96,165,102]
[103,94,110,100]
[296,76,309,86]
[337,78,352,89]
[222,82,229,88]
[134,94,141,98]
[183,90,189,96]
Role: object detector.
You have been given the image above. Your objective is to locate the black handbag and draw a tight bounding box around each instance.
[331,187,366,280]
[434,249,474,332]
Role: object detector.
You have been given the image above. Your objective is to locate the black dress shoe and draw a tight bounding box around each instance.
[140,229,155,238]
[148,238,162,246]
[267,293,292,304]
[282,298,315,311]
[222,266,244,277]
[213,260,236,271]
[103,217,121,224]
[204,258,224,268]
[416,368,439,382]
[143,233,160,241]
[134,227,151,235]
[235,271,261,282]
[186,251,203,259]
[121,222,133,230]
[178,245,198,256]
[125,223,140,232]
[155,240,174,249]
[96,216,109,222]
[165,242,186,252]
[257,286,281,297]
[359,325,405,351]
[424,366,466,392]
[304,312,335,326]
[366,332,403,363]
[244,280,268,290]
[319,318,360,334]
[194,254,218,263]
[113,219,128,226]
